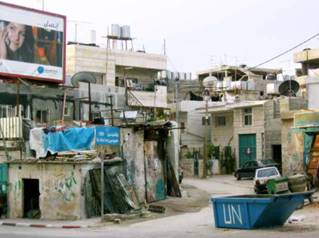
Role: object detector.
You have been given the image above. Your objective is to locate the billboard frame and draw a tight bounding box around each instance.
[0,1,66,84]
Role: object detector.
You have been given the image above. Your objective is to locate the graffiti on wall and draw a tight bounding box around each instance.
[54,172,77,202]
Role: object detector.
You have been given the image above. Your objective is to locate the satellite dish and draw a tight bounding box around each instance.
[71,71,96,87]
[278,80,299,96]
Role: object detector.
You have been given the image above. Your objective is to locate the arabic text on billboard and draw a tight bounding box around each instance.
[96,126,120,145]
[0,2,65,82]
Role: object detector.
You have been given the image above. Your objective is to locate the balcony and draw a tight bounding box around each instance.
[128,85,167,108]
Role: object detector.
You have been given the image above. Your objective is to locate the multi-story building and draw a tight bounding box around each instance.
[294,48,319,97]
[66,43,168,123]
[180,65,285,175]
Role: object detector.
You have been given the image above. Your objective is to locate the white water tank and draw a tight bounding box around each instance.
[121,25,131,38]
[203,75,217,87]
[90,30,96,44]
[111,24,121,37]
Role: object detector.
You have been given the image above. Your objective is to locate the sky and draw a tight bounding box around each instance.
[2,0,319,76]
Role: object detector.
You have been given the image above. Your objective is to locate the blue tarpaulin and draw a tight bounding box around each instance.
[44,127,95,154]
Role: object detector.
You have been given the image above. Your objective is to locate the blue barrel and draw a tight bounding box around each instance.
[211,192,308,229]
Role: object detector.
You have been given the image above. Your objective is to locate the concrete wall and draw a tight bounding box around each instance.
[211,111,234,147]
[281,115,304,176]
[128,86,167,108]
[264,100,282,160]
[7,162,98,220]
[121,128,145,203]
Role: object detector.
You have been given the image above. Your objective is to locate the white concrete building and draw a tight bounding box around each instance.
[66,44,168,122]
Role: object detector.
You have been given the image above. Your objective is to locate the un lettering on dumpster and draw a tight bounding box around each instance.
[211,193,308,229]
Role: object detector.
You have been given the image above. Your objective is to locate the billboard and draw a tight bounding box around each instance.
[0,1,65,83]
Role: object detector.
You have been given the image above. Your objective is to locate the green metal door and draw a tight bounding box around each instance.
[239,134,256,167]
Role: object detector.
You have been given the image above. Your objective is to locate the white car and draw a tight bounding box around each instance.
[254,166,281,194]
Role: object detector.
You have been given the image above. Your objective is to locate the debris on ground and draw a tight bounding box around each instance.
[288,215,305,223]
[148,205,166,213]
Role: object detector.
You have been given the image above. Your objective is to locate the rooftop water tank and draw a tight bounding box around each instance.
[111,24,121,38]
[203,75,217,88]
[90,30,96,45]
[121,25,131,39]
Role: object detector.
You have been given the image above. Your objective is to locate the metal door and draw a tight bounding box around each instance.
[239,134,256,167]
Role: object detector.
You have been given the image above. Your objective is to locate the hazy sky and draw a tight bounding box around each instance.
[2,0,319,75]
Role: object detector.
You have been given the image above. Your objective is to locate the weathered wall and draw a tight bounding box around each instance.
[264,100,282,160]
[121,128,145,204]
[211,111,234,147]
[281,118,304,175]
[7,162,97,220]
[180,110,205,150]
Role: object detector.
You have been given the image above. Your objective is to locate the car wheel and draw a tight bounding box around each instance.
[236,174,241,180]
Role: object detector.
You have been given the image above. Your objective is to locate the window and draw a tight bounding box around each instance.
[215,116,226,127]
[181,122,185,132]
[36,110,48,123]
[243,107,252,126]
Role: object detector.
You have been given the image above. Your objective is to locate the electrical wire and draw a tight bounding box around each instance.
[249,32,319,70]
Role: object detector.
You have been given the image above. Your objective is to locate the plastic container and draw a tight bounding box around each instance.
[266,177,289,194]
[211,192,311,229]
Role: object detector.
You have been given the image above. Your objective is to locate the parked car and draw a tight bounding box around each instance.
[234,160,279,180]
[254,166,282,194]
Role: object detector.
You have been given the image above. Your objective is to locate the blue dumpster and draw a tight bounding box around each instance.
[211,191,312,229]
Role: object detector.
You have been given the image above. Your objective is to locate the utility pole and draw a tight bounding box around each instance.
[175,76,180,141]
[88,82,92,121]
[109,95,114,126]
[100,156,104,220]
[202,89,210,178]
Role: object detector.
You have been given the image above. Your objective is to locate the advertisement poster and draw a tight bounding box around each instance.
[0,2,65,83]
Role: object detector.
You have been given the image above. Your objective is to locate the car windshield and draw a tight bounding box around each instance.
[257,168,279,178]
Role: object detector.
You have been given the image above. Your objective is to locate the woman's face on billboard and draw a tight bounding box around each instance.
[6,22,26,52]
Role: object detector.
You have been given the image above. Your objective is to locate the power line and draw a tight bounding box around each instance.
[249,32,319,69]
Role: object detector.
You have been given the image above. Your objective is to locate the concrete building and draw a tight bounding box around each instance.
[179,65,285,176]
[66,44,168,123]
[294,48,319,97]
[197,99,282,169]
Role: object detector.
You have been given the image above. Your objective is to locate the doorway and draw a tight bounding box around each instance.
[23,179,40,218]
[272,145,282,164]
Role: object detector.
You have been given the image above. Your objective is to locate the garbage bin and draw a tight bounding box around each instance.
[211,191,312,229]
